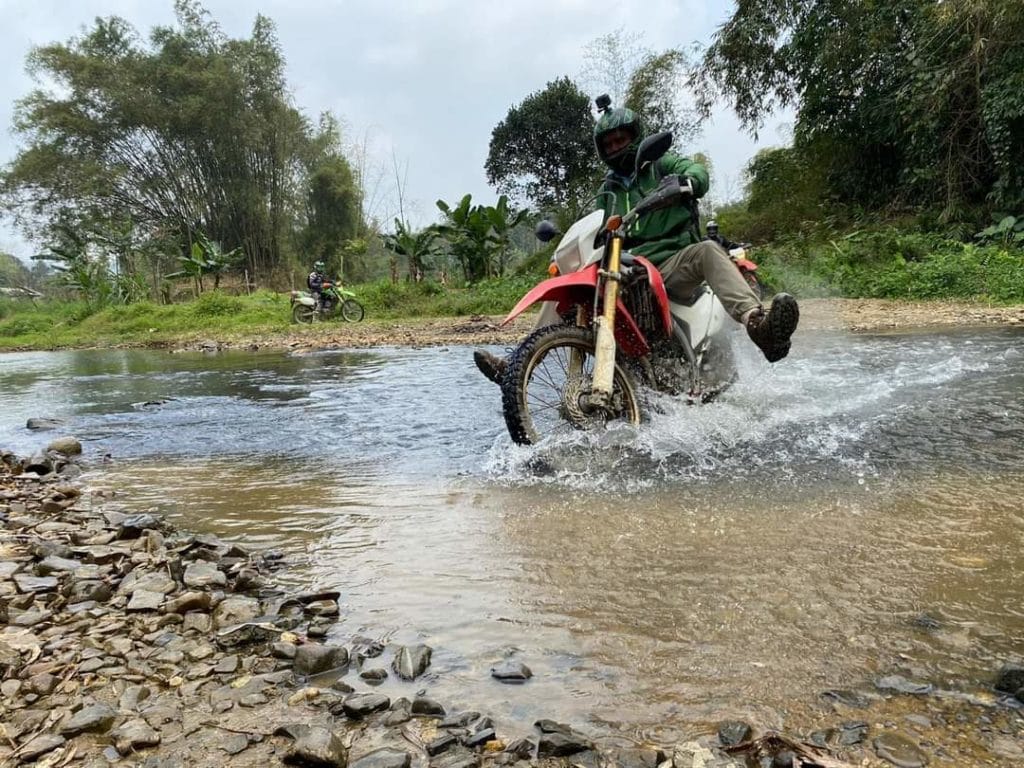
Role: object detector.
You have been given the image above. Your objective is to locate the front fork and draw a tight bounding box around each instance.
[588,235,624,410]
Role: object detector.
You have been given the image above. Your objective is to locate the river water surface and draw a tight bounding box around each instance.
[2,326,1023,746]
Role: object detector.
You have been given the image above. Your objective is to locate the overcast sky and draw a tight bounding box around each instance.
[0,0,791,260]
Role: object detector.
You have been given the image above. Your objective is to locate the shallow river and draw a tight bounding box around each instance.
[2,325,1023,745]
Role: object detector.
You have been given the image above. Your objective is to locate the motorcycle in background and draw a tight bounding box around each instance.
[290,281,365,324]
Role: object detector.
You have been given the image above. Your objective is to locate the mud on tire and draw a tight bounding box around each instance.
[500,324,642,445]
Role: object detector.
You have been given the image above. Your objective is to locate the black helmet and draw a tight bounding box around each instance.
[593,101,644,175]
[706,220,719,235]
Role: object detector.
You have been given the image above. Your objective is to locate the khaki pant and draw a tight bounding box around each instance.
[658,241,761,322]
[534,241,760,329]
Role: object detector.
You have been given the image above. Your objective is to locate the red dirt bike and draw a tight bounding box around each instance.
[726,243,765,300]
[498,132,742,446]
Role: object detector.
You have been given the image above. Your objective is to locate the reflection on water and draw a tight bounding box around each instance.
[3,328,1024,749]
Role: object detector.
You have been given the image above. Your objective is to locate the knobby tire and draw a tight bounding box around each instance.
[501,324,641,445]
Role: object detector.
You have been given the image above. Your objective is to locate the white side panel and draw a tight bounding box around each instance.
[553,210,606,275]
[669,291,728,348]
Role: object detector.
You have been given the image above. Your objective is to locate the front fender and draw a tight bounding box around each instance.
[502,264,600,326]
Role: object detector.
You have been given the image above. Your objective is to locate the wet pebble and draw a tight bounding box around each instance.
[490,660,532,683]
[392,643,432,680]
[876,674,933,696]
[717,720,752,746]
[349,748,413,768]
[874,732,929,768]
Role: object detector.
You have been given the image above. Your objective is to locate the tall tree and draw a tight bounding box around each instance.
[485,78,600,219]
[696,0,1024,218]
[1,1,361,287]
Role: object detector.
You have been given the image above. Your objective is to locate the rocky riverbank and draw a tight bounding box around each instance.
[2,445,857,768]
[2,442,1023,767]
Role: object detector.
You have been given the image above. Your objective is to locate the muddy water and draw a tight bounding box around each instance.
[2,328,1023,748]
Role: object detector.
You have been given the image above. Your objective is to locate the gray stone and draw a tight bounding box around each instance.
[350,748,412,768]
[876,675,933,696]
[614,747,666,768]
[272,642,297,659]
[490,660,532,683]
[27,418,65,431]
[220,733,250,755]
[360,667,388,684]
[212,596,261,629]
[127,572,177,596]
[430,747,480,768]
[182,612,212,633]
[411,697,446,716]
[537,733,593,758]
[994,664,1024,695]
[214,655,239,674]
[183,562,226,589]
[15,733,66,762]
[294,644,349,676]
[164,591,211,614]
[425,733,458,756]
[118,513,161,538]
[463,728,496,748]
[873,732,929,768]
[37,556,83,575]
[717,720,752,747]
[112,718,161,755]
[46,437,82,455]
[392,644,432,680]
[342,694,390,719]
[127,590,165,612]
[119,685,152,712]
[440,712,481,729]
[282,725,347,767]
[13,575,58,593]
[26,673,57,696]
[60,703,118,736]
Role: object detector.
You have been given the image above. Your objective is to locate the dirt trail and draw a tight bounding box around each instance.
[215,298,1024,354]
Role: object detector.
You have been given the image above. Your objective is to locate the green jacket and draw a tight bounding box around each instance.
[596,151,709,266]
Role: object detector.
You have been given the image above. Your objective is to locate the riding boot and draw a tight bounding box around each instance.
[746,293,800,362]
[473,350,508,385]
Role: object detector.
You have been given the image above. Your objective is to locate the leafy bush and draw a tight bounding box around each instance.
[187,291,246,318]
[754,227,1024,302]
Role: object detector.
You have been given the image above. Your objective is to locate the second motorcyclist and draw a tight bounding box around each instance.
[307,260,332,312]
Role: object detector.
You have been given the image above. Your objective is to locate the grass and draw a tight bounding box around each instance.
[0,277,540,351]
[3,234,1023,352]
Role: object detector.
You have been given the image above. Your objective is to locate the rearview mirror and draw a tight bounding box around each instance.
[535,220,561,243]
[635,131,673,173]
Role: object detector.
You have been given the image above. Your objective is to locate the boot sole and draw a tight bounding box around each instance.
[763,294,800,363]
[473,351,506,385]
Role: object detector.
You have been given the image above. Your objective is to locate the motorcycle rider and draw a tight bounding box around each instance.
[474,101,799,383]
[307,260,331,312]
[705,220,741,252]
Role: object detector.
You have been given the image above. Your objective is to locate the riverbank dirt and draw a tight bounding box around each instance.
[212,298,1024,354]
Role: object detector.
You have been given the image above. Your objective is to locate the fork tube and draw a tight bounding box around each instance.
[591,235,623,400]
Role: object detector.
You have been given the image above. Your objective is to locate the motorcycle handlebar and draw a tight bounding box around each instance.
[621,176,692,229]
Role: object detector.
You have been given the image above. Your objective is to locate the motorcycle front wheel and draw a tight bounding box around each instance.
[292,304,316,324]
[341,299,365,322]
[501,325,642,446]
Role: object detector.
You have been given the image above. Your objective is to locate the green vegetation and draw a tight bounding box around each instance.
[0,278,543,350]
